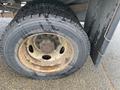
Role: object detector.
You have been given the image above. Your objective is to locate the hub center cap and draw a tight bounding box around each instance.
[40,40,55,53]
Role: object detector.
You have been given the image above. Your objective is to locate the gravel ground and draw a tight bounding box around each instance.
[0,18,120,90]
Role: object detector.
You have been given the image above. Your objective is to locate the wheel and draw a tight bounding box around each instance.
[2,0,90,79]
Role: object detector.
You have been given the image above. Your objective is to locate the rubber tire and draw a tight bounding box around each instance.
[2,0,90,79]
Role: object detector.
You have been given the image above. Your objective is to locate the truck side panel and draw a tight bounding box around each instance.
[85,0,120,64]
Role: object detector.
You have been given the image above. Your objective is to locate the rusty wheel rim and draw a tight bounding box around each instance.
[18,33,74,73]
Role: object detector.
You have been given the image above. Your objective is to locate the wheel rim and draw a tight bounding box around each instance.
[18,33,74,73]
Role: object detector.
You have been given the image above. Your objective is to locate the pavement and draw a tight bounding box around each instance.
[0,18,120,90]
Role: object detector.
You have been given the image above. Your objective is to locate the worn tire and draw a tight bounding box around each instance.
[2,0,90,79]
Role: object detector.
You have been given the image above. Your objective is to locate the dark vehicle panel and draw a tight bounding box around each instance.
[85,0,120,64]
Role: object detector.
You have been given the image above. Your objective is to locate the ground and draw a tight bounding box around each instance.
[0,18,120,90]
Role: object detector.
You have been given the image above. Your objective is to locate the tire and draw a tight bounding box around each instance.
[2,0,90,79]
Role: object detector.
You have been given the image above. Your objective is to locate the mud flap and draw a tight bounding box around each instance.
[84,0,120,65]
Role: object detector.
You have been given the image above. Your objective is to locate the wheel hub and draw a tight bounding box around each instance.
[40,39,55,53]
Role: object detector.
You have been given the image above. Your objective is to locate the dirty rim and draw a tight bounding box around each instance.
[18,33,74,73]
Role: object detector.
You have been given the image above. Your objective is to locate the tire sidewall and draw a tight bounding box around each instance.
[4,17,88,79]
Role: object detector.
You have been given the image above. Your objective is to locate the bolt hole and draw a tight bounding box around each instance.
[60,46,65,54]
[29,45,34,53]
[42,55,51,60]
